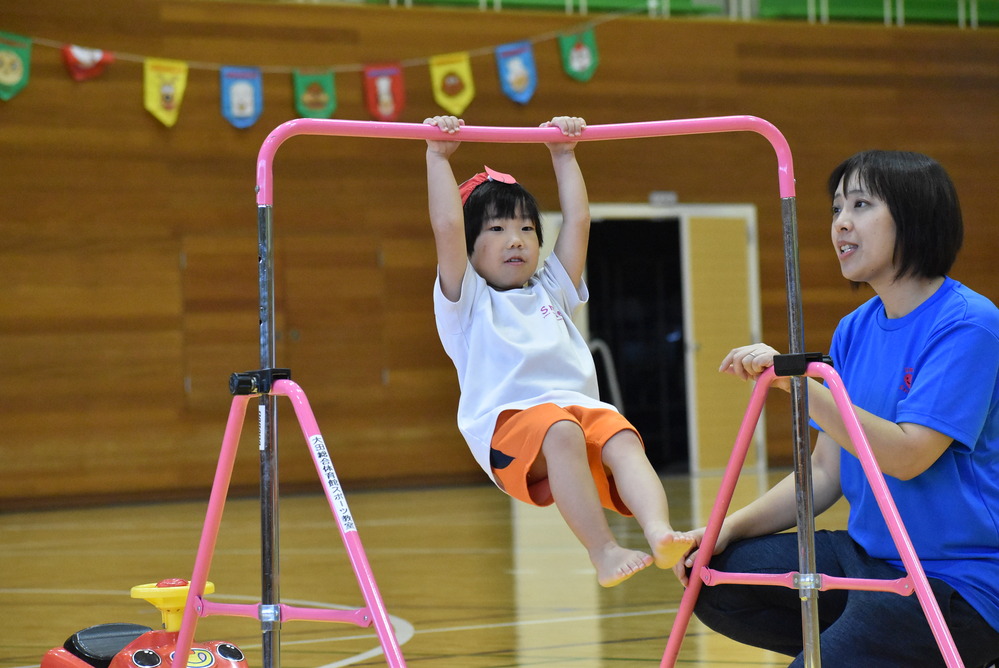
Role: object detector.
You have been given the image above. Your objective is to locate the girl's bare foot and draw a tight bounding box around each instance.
[648,530,696,570]
[590,543,653,587]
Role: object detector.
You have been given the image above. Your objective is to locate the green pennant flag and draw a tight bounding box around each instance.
[293,70,336,118]
[558,28,599,83]
[0,31,32,101]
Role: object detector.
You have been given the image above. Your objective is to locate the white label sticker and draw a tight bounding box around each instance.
[258,405,266,451]
[310,435,356,533]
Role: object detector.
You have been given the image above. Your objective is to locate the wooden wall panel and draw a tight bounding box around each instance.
[1,0,997,507]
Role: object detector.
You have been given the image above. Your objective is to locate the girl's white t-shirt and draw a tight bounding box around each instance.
[433,254,615,481]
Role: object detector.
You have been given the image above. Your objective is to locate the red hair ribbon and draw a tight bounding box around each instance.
[458,165,517,205]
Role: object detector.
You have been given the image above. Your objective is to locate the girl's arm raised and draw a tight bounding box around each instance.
[425,116,468,302]
[546,117,590,289]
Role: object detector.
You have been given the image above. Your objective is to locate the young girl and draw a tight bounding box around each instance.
[679,150,999,666]
[426,115,693,587]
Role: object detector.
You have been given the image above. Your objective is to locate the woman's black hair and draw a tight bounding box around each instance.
[462,180,543,255]
[827,150,963,281]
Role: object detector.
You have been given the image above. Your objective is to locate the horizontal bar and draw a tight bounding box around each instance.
[198,599,259,620]
[821,573,914,596]
[701,567,796,588]
[282,604,372,626]
[198,598,373,627]
[255,116,795,206]
[701,568,915,596]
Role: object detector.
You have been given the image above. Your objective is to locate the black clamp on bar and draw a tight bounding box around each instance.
[772,352,833,377]
[229,368,292,396]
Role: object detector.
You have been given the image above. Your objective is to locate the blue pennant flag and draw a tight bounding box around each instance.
[495,41,537,105]
[220,66,263,129]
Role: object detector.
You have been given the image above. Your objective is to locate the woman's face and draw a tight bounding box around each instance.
[831,173,898,289]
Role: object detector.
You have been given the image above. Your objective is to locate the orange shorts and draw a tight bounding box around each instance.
[489,403,643,516]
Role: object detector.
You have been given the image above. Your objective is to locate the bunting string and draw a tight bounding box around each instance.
[27,9,630,74]
[3,7,642,125]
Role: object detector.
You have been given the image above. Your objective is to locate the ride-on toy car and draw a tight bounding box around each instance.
[41,579,249,668]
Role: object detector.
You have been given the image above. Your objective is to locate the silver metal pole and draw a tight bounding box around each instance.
[257,204,282,668]
[781,196,821,667]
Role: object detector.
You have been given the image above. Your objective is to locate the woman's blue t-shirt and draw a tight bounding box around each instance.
[827,277,999,629]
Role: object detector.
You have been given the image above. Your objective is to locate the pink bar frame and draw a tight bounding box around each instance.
[172,380,407,668]
[659,363,964,667]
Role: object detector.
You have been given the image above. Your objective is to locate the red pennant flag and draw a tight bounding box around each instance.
[61,44,114,81]
[363,63,405,122]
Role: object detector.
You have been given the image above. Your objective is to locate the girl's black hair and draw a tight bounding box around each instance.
[828,150,963,281]
[462,180,543,254]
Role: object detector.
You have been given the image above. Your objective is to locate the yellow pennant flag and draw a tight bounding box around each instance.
[144,58,188,127]
[429,52,475,116]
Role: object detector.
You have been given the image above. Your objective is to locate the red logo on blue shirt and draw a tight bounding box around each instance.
[900,367,914,393]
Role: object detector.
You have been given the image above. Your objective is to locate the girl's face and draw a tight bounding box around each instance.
[831,174,898,290]
[470,214,540,290]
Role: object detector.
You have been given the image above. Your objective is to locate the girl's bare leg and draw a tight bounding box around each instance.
[602,431,694,569]
[535,420,653,587]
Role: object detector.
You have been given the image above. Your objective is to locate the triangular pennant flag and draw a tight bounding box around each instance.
[0,31,32,101]
[61,44,114,82]
[144,58,188,127]
[363,63,405,122]
[429,52,475,116]
[558,28,599,83]
[495,41,537,105]
[293,70,336,119]
[220,66,263,129]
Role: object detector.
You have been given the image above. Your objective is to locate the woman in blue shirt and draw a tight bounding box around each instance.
[677,150,999,667]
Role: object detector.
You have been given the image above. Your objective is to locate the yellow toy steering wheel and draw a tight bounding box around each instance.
[130,579,214,632]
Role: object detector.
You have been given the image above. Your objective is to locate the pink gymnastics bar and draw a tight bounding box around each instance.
[254,116,796,206]
[659,363,963,668]
[249,116,799,668]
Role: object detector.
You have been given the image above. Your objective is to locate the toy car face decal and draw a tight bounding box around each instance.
[215,644,244,662]
[169,649,214,668]
[131,650,161,668]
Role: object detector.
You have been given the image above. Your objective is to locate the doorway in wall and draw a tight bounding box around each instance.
[587,217,688,473]
[543,202,761,475]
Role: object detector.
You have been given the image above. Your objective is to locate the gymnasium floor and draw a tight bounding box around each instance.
[1,471,844,667]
